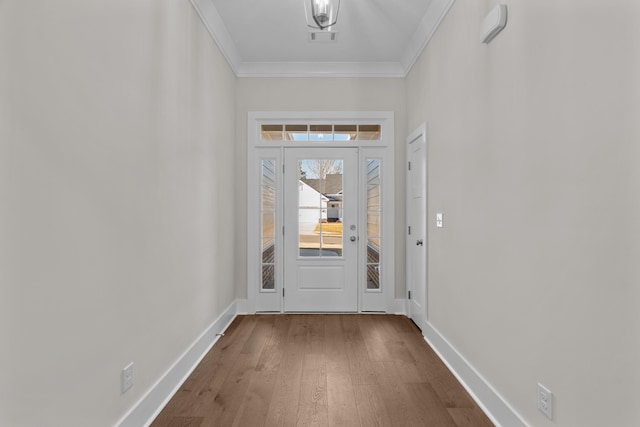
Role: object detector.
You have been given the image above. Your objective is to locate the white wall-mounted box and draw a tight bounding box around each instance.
[480,4,508,44]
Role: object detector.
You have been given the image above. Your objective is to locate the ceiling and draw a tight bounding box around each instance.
[190,0,455,77]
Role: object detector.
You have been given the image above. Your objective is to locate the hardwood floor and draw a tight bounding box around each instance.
[151,315,494,427]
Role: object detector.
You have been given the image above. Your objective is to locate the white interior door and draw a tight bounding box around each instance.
[284,148,358,312]
[407,126,427,331]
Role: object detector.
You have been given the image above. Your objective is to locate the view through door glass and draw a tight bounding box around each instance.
[298,159,344,257]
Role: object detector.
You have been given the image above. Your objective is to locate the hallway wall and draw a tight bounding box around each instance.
[235,77,407,300]
[4,1,639,426]
[0,1,236,426]
[406,0,640,425]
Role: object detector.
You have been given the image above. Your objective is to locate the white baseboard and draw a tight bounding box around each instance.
[422,322,527,427]
[389,298,408,315]
[115,302,524,427]
[235,298,251,314]
[237,299,404,315]
[116,300,238,427]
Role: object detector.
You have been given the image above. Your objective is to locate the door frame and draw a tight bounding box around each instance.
[406,123,428,330]
[246,111,395,313]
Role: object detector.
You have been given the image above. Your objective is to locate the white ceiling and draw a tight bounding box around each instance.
[191,0,455,77]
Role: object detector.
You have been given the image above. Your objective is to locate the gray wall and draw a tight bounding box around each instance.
[406,0,640,425]
[0,1,237,425]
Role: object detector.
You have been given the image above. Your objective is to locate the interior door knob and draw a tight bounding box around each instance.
[350,236,357,242]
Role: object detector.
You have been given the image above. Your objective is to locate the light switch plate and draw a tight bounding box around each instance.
[436,213,443,228]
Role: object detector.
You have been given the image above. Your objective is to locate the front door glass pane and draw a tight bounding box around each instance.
[298,159,344,257]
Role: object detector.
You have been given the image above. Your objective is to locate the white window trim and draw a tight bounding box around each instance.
[249,111,394,148]
[247,111,395,313]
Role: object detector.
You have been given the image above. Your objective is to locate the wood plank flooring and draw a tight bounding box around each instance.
[151,315,494,427]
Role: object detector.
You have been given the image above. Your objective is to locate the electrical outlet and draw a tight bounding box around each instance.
[538,383,553,419]
[122,362,134,394]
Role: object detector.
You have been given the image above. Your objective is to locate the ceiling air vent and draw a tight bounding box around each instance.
[308,31,338,43]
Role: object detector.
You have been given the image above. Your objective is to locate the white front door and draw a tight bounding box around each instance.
[407,126,428,331]
[283,148,359,312]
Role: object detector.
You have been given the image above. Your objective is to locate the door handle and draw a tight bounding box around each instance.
[416,239,423,246]
[350,236,357,242]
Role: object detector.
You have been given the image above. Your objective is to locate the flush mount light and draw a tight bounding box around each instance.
[305,0,340,31]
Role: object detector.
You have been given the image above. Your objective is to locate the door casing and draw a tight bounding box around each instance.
[246,111,395,313]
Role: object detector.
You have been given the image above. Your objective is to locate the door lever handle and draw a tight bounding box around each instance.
[416,239,423,246]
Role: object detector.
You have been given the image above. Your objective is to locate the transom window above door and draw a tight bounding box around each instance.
[261,123,381,142]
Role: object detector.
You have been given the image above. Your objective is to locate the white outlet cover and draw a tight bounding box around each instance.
[122,362,134,393]
[537,383,553,419]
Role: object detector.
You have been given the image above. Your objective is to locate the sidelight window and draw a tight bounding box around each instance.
[261,160,277,290]
[366,159,382,290]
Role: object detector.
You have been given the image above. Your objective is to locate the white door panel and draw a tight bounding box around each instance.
[407,126,427,331]
[284,148,358,312]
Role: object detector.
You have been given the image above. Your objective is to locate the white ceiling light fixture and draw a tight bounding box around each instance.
[305,0,340,30]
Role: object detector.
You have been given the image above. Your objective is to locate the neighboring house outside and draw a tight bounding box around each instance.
[301,174,343,222]
[326,198,341,222]
[298,178,345,256]
[298,179,329,234]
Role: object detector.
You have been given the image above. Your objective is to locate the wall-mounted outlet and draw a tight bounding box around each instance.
[122,362,134,394]
[538,383,553,419]
[436,213,444,228]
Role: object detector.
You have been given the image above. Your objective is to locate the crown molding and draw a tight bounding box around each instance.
[236,61,405,78]
[190,0,241,75]
[190,0,455,78]
[401,0,456,72]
